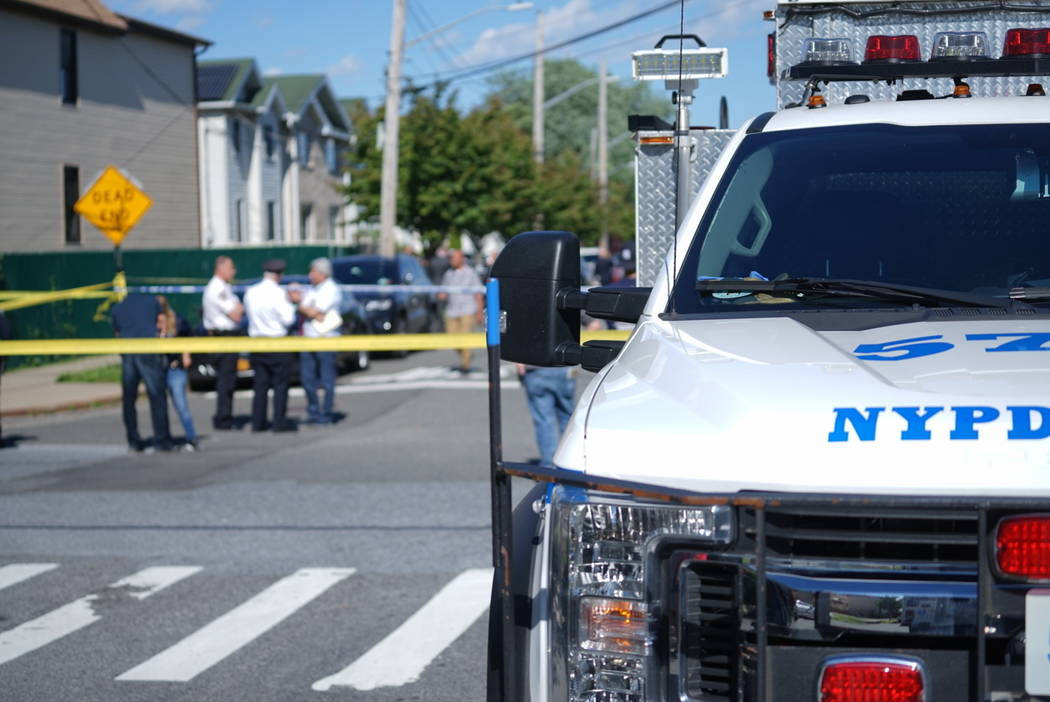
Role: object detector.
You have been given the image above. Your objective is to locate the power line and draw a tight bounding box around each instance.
[406,0,694,87]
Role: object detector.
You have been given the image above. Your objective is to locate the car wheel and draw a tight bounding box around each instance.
[389,317,409,358]
[351,349,370,372]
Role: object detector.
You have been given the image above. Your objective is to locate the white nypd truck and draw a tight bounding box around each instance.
[485,2,1050,702]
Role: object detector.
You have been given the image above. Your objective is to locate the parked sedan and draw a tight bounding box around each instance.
[330,255,441,356]
[187,276,371,392]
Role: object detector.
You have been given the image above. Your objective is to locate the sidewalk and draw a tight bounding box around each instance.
[1,356,123,417]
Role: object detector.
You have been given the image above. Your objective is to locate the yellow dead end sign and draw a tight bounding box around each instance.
[74,165,153,246]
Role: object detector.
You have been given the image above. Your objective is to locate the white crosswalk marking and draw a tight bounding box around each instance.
[311,567,492,692]
[0,563,58,592]
[117,567,355,683]
[0,566,200,667]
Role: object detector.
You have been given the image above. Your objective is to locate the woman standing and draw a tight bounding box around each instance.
[157,297,199,451]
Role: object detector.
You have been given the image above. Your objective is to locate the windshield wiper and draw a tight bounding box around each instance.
[1010,286,1050,302]
[696,277,1027,310]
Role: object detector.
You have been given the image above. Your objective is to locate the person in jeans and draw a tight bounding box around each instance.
[111,294,173,453]
[516,365,576,467]
[296,258,342,425]
[437,249,483,374]
[157,297,198,451]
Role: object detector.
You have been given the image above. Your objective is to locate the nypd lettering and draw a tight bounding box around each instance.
[828,406,1050,442]
[854,333,1050,361]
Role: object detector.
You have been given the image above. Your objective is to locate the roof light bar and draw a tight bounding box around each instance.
[931,31,990,61]
[801,37,854,66]
[631,48,728,81]
[864,35,922,63]
[1003,28,1050,57]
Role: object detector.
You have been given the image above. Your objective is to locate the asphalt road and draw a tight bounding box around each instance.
[0,350,551,702]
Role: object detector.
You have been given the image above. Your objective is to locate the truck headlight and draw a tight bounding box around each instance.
[549,486,734,702]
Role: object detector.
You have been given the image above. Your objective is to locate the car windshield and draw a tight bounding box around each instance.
[670,123,1050,313]
[333,259,396,285]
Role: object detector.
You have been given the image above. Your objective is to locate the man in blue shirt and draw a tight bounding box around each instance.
[111,294,173,452]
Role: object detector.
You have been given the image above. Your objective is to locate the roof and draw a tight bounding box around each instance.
[2,0,208,44]
[761,95,1050,133]
[197,58,257,103]
[263,75,325,114]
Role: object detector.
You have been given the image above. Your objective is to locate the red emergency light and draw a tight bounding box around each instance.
[819,657,924,702]
[996,515,1050,579]
[1003,28,1050,57]
[864,35,921,62]
[767,32,776,77]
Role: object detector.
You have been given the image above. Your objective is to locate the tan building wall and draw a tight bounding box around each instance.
[297,115,347,243]
[0,9,201,252]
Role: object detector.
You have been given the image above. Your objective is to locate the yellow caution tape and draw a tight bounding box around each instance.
[0,330,631,357]
[0,281,117,312]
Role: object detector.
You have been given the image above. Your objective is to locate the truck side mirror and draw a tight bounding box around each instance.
[490,231,581,366]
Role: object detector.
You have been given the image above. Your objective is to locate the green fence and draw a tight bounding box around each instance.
[0,245,356,369]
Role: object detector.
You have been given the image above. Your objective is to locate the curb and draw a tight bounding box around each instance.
[1,391,127,418]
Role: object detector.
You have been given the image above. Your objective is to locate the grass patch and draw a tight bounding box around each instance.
[57,363,122,383]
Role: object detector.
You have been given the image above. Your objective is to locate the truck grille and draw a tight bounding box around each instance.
[761,506,979,564]
[683,563,740,701]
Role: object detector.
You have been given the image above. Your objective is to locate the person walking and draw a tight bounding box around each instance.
[243,259,297,433]
[202,256,243,430]
[296,258,342,425]
[516,365,576,467]
[112,293,173,452]
[437,249,483,374]
[157,297,199,451]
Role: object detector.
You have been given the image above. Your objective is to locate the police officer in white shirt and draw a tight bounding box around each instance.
[202,256,243,430]
[243,259,297,432]
[297,258,343,424]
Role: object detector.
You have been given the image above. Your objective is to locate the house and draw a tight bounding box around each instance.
[0,0,209,252]
[196,60,355,247]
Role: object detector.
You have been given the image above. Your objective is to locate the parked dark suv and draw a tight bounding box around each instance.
[330,255,441,355]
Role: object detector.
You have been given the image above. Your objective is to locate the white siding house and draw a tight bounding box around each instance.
[196,61,354,248]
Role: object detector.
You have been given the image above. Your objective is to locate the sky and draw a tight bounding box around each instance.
[107,0,776,129]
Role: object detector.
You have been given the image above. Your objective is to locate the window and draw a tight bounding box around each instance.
[235,198,244,242]
[62,165,80,245]
[266,201,277,241]
[264,125,276,160]
[300,203,313,241]
[325,139,339,174]
[297,132,311,167]
[328,205,340,241]
[59,28,77,105]
[231,119,241,154]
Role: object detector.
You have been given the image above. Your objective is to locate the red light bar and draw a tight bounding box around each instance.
[864,35,921,62]
[767,32,776,78]
[1003,28,1050,57]
[820,657,924,702]
[997,515,1050,579]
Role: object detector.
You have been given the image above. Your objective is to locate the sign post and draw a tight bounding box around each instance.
[73,165,153,299]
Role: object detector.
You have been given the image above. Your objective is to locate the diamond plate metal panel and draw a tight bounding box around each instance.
[635,129,735,286]
[775,1,1050,106]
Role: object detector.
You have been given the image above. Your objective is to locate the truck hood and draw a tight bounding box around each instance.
[558,316,1050,496]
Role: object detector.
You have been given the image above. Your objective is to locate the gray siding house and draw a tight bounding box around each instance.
[196,61,354,247]
[0,0,208,252]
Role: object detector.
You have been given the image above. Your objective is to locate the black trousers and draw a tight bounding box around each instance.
[207,330,240,428]
[250,352,291,430]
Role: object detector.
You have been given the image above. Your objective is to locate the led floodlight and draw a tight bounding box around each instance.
[631,48,729,81]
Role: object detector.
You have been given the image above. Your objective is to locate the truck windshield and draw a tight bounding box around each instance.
[670,123,1050,313]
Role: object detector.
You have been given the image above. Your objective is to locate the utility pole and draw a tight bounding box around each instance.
[531,10,544,164]
[379,0,405,257]
[597,57,609,246]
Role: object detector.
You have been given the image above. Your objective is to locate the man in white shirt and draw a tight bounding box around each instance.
[202,256,243,430]
[297,258,343,424]
[243,259,297,432]
[437,249,484,374]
